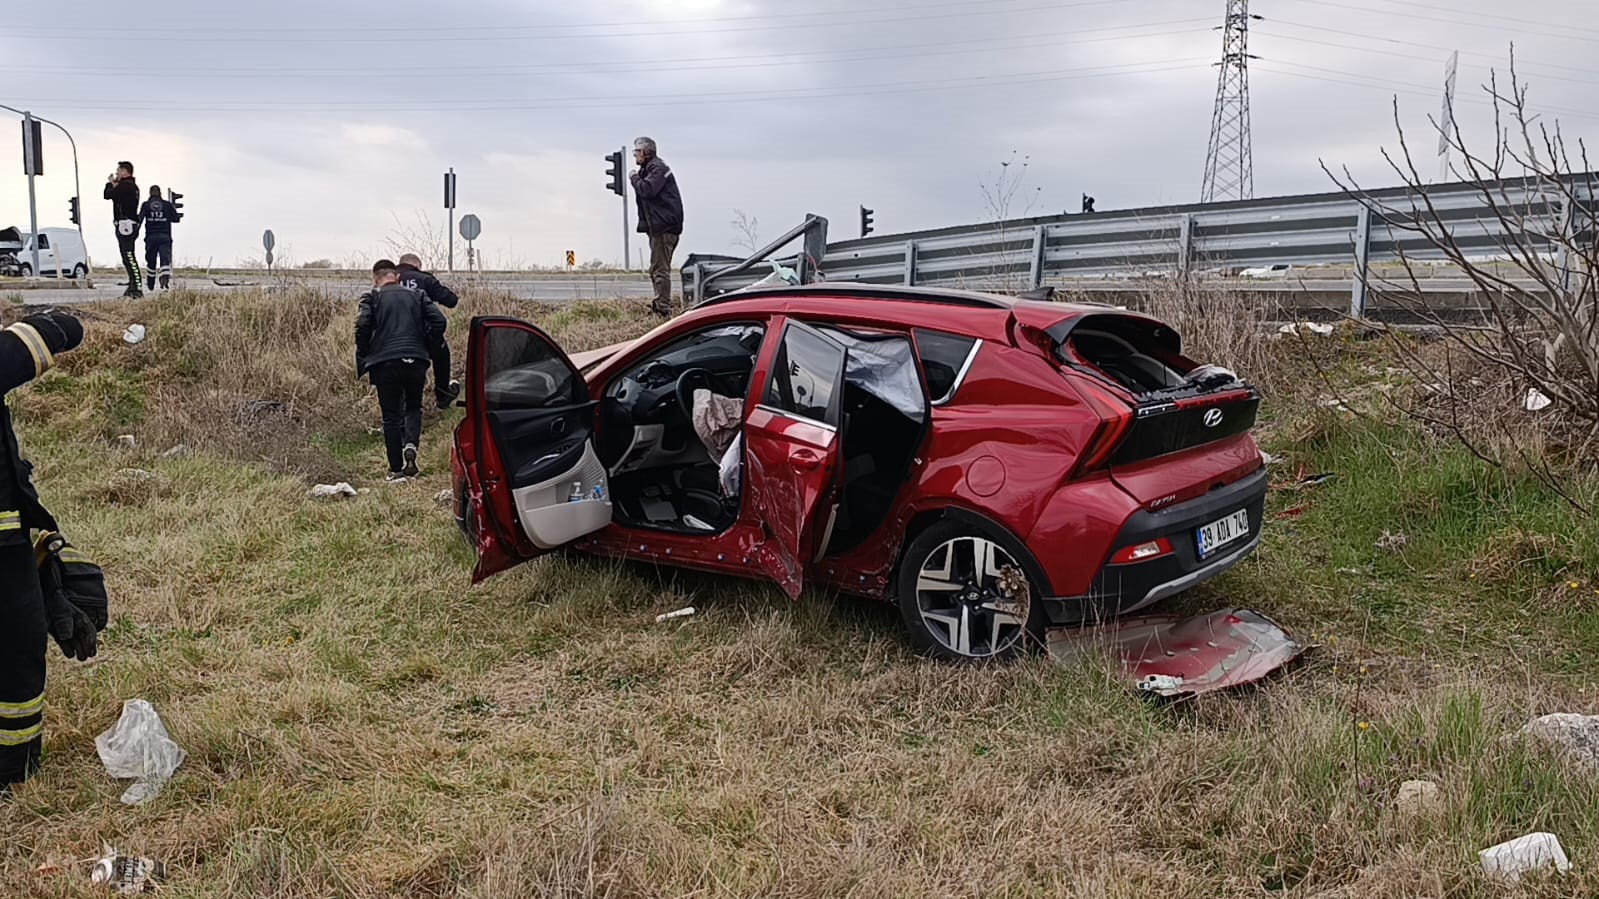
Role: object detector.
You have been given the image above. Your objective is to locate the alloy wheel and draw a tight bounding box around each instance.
[913,535,1031,659]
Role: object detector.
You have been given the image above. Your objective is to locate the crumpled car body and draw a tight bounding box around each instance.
[452,284,1266,661]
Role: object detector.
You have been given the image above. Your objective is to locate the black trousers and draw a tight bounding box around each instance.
[0,541,46,787]
[116,232,141,291]
[430,342,452,401]
[144,237,173,286]
[370,360,427,472]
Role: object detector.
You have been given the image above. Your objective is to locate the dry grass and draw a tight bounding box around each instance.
[2,291,1598,896]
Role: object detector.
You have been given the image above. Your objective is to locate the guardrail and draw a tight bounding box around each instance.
[684,175,1597,317]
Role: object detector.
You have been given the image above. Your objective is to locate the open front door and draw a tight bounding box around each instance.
[459,316,612,582]
[743,320,848,598]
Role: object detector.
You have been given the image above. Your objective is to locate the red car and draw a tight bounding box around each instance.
[452,284,1265,661]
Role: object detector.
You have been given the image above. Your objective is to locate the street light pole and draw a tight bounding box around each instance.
[1,103,91,283]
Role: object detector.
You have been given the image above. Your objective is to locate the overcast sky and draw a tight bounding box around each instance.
[2,0,1596,271]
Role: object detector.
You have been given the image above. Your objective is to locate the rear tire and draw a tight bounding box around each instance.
[895,519,1045,662]
[72,263,87,279]
[18,263,31,278]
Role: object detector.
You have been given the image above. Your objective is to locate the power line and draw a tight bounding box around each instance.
[0,19,1212,81]
[3,0,1129,43]
[6,0,1116,35]
[1314,0,1599,39]
[1255,60,1599,123]
[1258,30,1599,87]
[1267,19,1599,78]
[10,58,1210,114]
[1276,0,1599,46]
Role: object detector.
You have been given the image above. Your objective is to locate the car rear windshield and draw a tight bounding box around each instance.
[1059,314,1191,395]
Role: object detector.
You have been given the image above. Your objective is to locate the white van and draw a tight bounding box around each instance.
[13,228,90,279]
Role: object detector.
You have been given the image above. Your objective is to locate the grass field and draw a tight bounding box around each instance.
[3,288,1598,897]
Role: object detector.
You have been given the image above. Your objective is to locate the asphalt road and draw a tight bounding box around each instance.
[9,276,655,306]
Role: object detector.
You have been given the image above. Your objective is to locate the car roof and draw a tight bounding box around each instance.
[693,282,1125,322]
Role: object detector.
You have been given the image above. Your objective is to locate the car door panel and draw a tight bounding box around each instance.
[742,320,849,599]
[460,316,612,581]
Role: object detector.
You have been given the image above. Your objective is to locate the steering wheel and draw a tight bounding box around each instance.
[675,368,715,416]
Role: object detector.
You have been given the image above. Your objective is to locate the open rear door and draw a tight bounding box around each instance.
[743,320,848,598]
[458,316,612,582]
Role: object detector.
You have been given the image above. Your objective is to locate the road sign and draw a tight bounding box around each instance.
[459,214,481,241]
[566,250,576,267]
[262,229,275,252]
[444,170,457,209]
[21,117,43,176]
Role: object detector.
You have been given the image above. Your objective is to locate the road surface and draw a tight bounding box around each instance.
[7,276,655,306]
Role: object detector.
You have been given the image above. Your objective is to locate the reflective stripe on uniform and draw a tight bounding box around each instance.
[59,548,96,566]
[0,693,44,718]
[0,511,21,533]
[2,322,53,377]
[0,720,44,746]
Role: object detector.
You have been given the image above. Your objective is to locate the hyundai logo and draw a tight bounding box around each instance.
[1203,408,1224,428]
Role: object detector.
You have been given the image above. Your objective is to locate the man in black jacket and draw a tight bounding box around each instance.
[138,185,183,292]
[355,260,446,481]
[630,137,684,317]
[1,309,87,789]
[395,254,460,409]
[102,162,142,298]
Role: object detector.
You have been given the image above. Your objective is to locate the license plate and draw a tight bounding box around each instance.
[1196,509,1250,559]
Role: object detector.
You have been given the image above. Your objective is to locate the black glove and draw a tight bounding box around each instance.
[42,587,98,661]
[22,310,84,354]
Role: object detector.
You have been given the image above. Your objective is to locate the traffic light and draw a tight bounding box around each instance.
[605,150,625,196]
[859,205,874,238]
[167,188,183,212]
[1081,193,1096,214]
[68,196,80,226]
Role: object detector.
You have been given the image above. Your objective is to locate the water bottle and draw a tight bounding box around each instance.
[568,482,584,503]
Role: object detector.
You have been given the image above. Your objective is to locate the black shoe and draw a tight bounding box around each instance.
[385,471,410,483]
[436,380,461,410]
[122,287,144,299]
[650,303,671,318]
[146,276,156,291]
[159,276,171,289]
[402,444,420,478]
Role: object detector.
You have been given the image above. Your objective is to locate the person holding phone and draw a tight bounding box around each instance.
[102,162,142,298]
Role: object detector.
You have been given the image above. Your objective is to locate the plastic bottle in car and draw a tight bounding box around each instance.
[568,482,584,503]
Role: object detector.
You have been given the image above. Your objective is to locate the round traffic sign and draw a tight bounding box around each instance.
[262,229,276,252]
[459,214,482,242]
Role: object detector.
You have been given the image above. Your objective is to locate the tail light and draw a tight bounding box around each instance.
[1070,377,1134,476]
[1109,538,1173,565]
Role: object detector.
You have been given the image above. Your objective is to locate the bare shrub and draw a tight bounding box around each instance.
[1325,50,1599,510]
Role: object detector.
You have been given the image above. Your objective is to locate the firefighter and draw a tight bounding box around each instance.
[102,162,142,299]
[2,310,88,789]
[138,185,182,292]
[395,254,460,409]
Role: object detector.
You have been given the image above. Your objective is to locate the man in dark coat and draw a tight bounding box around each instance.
[395,254,460,409]
[630,137,684,317]
[355,260,446,481]
[102,162,142,298]
[138,185,183,291]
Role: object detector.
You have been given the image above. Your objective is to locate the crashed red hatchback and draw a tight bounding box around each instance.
[452,284,1266,661]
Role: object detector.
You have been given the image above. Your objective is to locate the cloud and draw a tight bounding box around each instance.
[2,0,1595,269]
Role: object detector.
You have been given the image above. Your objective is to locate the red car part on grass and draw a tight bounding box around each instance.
[452,284,1267,662]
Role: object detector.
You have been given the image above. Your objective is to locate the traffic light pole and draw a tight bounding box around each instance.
[2,103,90,283]
[621,147,630,272]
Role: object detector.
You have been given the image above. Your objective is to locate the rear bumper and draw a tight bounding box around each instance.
[1041,466,1267,625]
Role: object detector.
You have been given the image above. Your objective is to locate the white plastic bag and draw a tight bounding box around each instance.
[95,699,187,805]
[748,259,800,289]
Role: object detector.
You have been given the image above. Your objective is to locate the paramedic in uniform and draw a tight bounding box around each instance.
[1,310,85,788]
[138,185,182,291]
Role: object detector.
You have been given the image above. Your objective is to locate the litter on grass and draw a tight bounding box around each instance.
[1524,388,1554,412]
[121,324,146,346]
[655,607,697,623]
[95,699,186,806]
[308,482,358,499]
[1479,832,1569,882]
[1048,608,1307,697]
[90,845,164,894]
